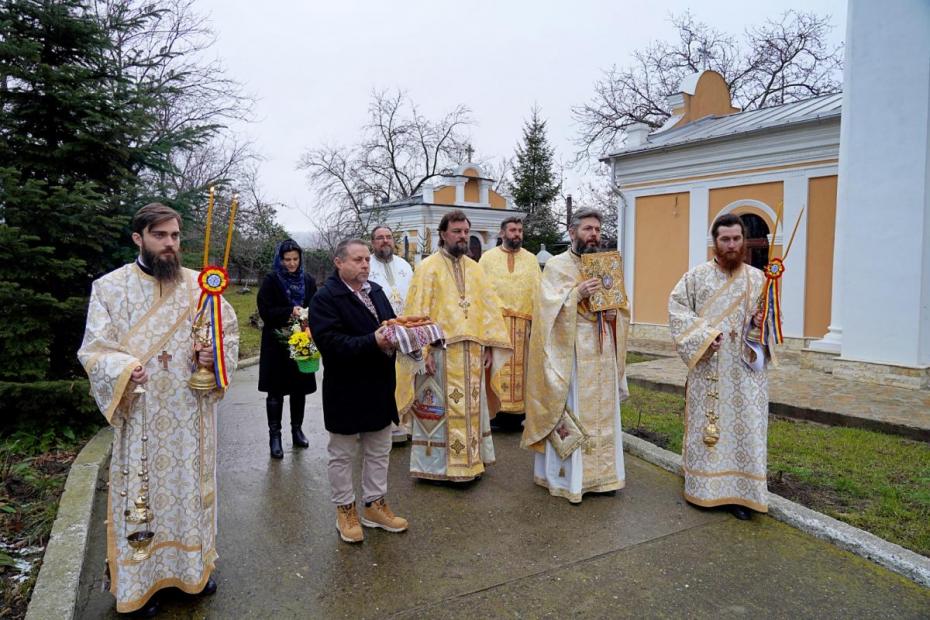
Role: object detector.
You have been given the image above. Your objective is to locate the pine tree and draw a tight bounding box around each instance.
[0,0,138,380]
[0,1,253,400]
[509,106,562,253]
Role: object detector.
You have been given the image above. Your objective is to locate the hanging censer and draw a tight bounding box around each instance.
[702,350,721,447]
[125,383,155,561]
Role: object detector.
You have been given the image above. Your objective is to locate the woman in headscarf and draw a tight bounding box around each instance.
[257,239,318,459]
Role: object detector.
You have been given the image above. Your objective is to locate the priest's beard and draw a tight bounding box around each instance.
[143,246,182,284]
[445,240,467,258]
[373,246,393,261]
[572,237,599,254]
[503,236,522,251]
[714,243,745,273]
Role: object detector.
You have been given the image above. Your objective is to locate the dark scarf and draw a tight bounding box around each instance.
[273,242,305,306]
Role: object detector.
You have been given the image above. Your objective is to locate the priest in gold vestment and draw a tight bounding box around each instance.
[78,204,239,615]
[400,210,511,482]
[522,209,630,503]
[479,216,541,430]
[668,213,770,520]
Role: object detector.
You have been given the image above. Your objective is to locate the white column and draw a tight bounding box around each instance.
[820,0,930,365]
[809,4,856,355]
[454,179,466,205]
[780,173,808,339]
[688,185,709,269]
[479,180,490,205]
[622,191,636,323]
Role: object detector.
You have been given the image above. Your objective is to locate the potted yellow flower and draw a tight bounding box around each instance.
[278,308,321,373]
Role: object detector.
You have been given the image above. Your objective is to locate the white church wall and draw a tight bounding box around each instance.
[835,0,930,367]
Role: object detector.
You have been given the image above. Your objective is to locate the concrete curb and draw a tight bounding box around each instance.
[26,426,113,620]
[626,375,930,442]
[622,431,930,589]
[238,355,260,368]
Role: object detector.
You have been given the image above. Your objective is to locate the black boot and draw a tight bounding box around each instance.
[199,575,217,596]
[290,393,309,448]
[267,395,284,459]
[730,504,752,520]
[130,593,160,617]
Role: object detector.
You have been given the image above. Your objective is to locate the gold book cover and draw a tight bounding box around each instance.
[580,250,628,312]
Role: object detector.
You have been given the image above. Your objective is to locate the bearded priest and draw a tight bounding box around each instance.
[479,216,542,431]
[668,213,771,521]
[78,203,238,616]
[401,210,511,482]
[367,224,416,444]
[521,208,630,504]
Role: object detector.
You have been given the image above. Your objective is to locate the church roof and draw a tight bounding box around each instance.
[604,92,842,160]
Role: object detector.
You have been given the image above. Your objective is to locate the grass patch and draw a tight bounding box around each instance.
[1,426,99,619]
[626,351,658,365]
[622,383,930,557]
[225,286,261,359]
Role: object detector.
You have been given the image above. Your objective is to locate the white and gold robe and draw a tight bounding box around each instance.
[369,254,416,433]
[77,264,238,613]
[521,251,630,503]
[400,250,511,481]
[479,246,541,415]
[368,254,414,316]
[669,261,769,512]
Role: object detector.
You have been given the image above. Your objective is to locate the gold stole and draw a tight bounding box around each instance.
[122,270,198,367]
[674,267,754,369]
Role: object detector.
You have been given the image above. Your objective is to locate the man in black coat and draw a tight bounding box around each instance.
[309,238,408,543]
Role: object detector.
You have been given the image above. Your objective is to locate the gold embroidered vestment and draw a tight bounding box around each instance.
[400,250,511,481]
[78,264,239,613]
[669,261,770,512]
[522,251,631,503]
[478,246,541,413]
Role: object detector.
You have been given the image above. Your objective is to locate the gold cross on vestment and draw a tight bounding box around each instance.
[458,297,470,317]
[157,350,172,370]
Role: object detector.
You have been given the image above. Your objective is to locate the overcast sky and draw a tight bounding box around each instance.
[196,0,847,233]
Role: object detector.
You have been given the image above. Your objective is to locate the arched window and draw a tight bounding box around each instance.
[467,235,483,262]
[740,213,770,270]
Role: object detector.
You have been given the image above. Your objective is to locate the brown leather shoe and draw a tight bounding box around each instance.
[335,503,364,543]
[361,498,408,532]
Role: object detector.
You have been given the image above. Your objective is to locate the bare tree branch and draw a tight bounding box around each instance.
[298,90,473,237]
[572,10,843,161]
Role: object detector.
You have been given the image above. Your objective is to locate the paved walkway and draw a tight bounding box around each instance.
[77,365,930,618]
[628,340,930,441]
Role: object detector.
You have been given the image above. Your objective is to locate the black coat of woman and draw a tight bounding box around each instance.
[308,273,398,435]
[257,271,318,395]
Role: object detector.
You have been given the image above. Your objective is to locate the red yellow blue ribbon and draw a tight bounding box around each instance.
[195,265,230,389]
[761,258,785,345]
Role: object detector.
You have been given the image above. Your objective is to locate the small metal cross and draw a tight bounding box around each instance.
[157,350,172,370]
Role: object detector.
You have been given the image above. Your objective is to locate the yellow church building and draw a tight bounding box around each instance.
[379,163,523,264]
[604,70,840,347]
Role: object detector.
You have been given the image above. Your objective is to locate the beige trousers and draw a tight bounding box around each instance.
[327,425,392,505]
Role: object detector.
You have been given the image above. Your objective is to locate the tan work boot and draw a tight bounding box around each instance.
[335,503,363,543]
[361,498,408,532]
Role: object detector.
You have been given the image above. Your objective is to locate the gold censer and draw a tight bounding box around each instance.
[188,314,216,391]
[702,354,721,447]
[123,384,155,561]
